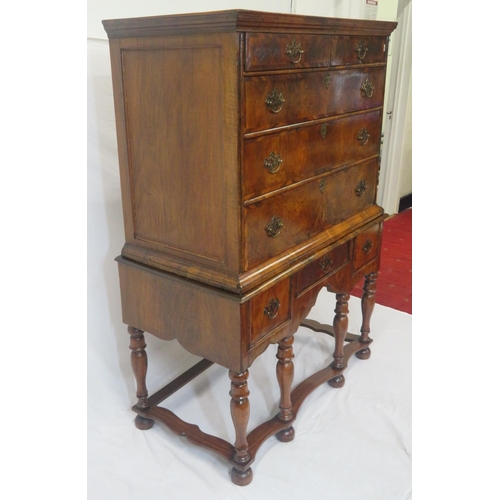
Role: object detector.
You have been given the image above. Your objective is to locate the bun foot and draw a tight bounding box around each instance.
[276,426,295,443]
[355,348,371,360]
[230,466,253,486]
[134,414,155,430]
[328,374,345,388]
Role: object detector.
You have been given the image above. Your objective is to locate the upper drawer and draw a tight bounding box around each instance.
[243,110,382,201]
[244,157,379,269]
[243,67,386,133]
[331,36,387,66]
[245,33,331,72]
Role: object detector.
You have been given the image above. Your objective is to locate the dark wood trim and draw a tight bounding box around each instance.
[147,358,214,407]
[398,193,412,213]
[300,318,361,343]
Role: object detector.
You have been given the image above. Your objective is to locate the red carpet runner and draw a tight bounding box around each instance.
[351,208,412,314]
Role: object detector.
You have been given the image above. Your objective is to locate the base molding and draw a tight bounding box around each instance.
[398,193,412,213]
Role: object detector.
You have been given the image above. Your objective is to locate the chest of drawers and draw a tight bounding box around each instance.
[103,10,397,485]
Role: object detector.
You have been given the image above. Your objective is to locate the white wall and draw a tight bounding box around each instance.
[88,0,293,39]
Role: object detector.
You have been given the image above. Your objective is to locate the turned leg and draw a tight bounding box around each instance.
[275,336,295,443]
[229,370,252,486]
[356,272,378,360]
[128,326,154,430]
[328,293,349,388]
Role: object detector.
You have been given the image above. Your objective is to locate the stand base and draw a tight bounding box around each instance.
[131,327,371,486]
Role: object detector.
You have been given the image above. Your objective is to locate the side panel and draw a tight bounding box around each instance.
[109,33,240,276]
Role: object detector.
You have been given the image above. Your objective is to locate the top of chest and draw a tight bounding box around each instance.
[103,9,397,39]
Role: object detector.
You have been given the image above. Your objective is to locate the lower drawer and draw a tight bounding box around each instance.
[249,278,291,347]
[296,242,349,295]
[244,158,379,269]
[353,223,381,271]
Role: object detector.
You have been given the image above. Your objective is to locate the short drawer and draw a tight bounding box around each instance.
[353,223,381,271]
[245,33,331,72]
[331,36,387,66]
[243,67,386,133]
[296,243,349,294]
[244,157,379,269]
[243,110,382,201]
[249,277,291,346]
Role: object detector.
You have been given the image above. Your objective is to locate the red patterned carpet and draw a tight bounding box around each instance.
[351,208,412,314]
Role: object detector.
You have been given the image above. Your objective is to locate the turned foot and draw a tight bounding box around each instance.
[134,414,155,430]
[231,466,253,486]
[276,426,295,442]
[328,374,345,388]
[355,347,371,360]
[229,370,251,480]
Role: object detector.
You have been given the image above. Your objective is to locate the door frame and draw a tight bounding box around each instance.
[377,0,412,214]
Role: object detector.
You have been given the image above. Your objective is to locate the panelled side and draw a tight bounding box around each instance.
[109,33,240,282]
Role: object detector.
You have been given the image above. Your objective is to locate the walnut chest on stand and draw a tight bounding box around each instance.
[102,10,397,486]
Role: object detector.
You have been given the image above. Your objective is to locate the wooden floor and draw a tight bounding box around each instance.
[351,208,412,314]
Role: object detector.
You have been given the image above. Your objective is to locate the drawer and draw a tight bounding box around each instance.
[249,277,291,346]
[245,33,331,72]
[243,110,382,200]
[244,158,379,269]
[353,223,381,271]
[331,36,387,66]
[243,67,386,133]
[296,242,349,295]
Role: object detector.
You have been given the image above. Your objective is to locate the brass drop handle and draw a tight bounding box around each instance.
[362,239,374,253]
[265,215,283,238]
[360,79,375,98]
[354,180,368,197]
[355,40,369,60]
[265,89,285,113]
[357,127,370,145]
[264,297,280,319]
[285,39,304,63]
[319,255,333,273]
[264,152,283,174]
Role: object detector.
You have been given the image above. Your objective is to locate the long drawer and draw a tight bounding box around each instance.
[244,157,379,268]
[243,110,382,201]
[243,67,386,132]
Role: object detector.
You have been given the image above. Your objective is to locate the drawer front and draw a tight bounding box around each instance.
[296,242,349,294]
[331,36,387,66]
[353,223,381,271]
[245,33,331,72]
[243,110,382,200]
[244,158,379,268]
[249,277,291,346]
[244,67,386,133]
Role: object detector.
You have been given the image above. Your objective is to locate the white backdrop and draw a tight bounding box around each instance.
[87,3,411,499]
